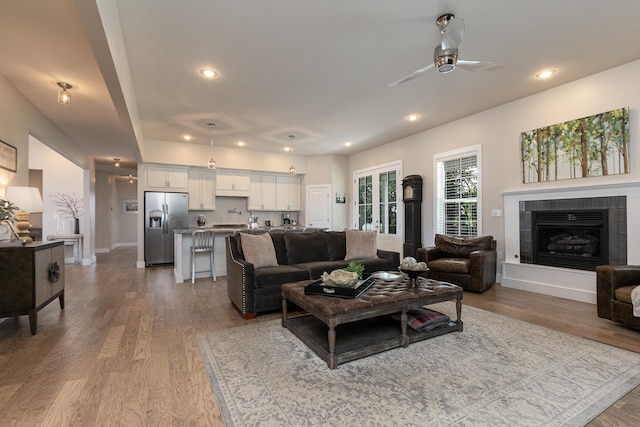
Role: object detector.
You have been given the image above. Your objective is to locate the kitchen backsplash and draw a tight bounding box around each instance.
[187,196,298,228]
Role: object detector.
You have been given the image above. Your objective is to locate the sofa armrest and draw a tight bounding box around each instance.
[596,265,640,319]
[417,247,443,263]
[225,235,256,318]
[469,249,497,290]
[376,249,400,267]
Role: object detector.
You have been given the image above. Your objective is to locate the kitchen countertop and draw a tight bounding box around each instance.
[174,225,311,234]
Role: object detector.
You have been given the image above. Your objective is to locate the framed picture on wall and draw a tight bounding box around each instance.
[0,140,17,173]
[122,198,138,214]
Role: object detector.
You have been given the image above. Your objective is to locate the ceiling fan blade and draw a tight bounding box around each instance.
[441,17,465,50]
[457,60,505,73]
[387,63,435,87]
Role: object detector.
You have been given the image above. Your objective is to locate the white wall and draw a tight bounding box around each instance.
[305,154,350,230]
[0,74,89,193]
[28,136,84,238]
[115,177,137,246]
[349,59,640,257]
[95,170,112,251]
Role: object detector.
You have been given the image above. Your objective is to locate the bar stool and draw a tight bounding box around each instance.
[191,229,216,283]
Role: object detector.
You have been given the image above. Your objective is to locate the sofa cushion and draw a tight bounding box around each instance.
[615,285,637,304]
[296,257,396,281]
[253,265,310,289]
[269,232,288,265]
[295,260,351,280]
[428,258,470,274]
[345,230,378,260]
[324,231,347,261]
[241,232,279,268]
[435,234,493,258]
[284,232,329,265]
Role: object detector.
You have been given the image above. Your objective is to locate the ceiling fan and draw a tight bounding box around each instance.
[388,13,504,87]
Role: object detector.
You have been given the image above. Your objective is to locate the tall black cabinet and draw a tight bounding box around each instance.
[402,175,423,258]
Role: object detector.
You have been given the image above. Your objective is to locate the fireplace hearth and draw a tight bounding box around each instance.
[532,210,608,271]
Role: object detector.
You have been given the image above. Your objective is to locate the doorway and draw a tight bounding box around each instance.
[306,184,331,230]
[352,160,402,253]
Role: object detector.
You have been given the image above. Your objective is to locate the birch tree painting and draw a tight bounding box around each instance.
[521,107,629,183]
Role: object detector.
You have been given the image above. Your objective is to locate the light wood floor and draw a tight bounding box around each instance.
[0,247,638,426]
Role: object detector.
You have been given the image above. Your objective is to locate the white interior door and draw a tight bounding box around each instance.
[353,161,402,253]
[306,185,331,229]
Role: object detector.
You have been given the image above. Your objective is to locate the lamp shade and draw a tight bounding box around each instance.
[5,186,44,212]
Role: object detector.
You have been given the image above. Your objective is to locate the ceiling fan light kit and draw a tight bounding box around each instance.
[434,47,457,73]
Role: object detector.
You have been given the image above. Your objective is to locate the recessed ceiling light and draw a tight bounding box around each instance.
[284,147,291,152]
[344,141,352,147]
[535,69,557,79]
[182,135,192,141]
[407,114,420,122]
[200,68,218,79]
[237,141,245,147]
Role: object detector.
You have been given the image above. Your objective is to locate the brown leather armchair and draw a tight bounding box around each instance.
[596,265,640,330]
[417,234,497,292]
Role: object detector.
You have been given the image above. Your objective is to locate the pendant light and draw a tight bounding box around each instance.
[287,134,296,175]
[57,82,72,105]
[207,123,216,169]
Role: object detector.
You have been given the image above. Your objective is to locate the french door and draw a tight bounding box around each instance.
[352,161,402,253]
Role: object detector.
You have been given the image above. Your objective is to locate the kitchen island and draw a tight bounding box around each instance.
[173,225,314,283]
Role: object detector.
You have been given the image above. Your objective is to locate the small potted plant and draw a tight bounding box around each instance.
[0,196,18,240]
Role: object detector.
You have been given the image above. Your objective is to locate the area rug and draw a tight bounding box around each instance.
[197,303,640,426]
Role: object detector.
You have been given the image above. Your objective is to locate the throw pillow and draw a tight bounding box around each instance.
[344,230,378,260]
[324,231,347,261]
[241,232,279,268]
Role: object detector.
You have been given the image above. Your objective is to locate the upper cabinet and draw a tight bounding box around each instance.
[146,165,189,191]
[188,169,215,210]
[276,175,300,211]
[216,171,250,197]
[248,174,277,210]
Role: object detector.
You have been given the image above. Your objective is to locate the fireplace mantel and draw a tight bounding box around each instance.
[501,181,640,304]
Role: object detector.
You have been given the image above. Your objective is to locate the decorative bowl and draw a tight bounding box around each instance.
[399,267,428,287]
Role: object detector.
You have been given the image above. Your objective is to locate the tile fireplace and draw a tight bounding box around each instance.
[501,182,639,303]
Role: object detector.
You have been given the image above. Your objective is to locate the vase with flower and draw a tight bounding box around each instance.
[51,192,83,234]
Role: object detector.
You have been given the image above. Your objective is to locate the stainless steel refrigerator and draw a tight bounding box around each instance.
[144,191,188,266]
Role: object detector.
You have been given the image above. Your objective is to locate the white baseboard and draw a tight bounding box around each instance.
[115,242,138,248]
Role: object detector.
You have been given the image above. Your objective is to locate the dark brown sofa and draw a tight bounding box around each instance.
[226,231,400,319]
[416,234,497,293]
[596,265,640,330]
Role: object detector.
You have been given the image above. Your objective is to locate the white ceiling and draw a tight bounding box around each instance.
[2,0,640,174]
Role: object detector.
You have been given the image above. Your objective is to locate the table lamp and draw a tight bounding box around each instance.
[5,186,44,243]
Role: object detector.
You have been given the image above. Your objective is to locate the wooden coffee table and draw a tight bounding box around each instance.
[282,275,463,369]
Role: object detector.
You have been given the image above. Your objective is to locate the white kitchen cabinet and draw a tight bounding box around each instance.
[188,169,215,210]
[146,165,189,190]
[216,171,250,197]
[276,175,300,211]
[249,174,277,210]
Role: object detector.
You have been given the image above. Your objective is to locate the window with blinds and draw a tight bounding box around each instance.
[436,153,479,238]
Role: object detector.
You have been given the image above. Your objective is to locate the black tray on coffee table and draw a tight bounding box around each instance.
[304,274,375,298]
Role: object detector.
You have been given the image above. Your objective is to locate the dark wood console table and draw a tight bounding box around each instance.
[0,241,65,334]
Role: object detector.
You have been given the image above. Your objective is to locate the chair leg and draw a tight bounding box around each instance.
[191,250,195,284]
[210,251,216,281]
